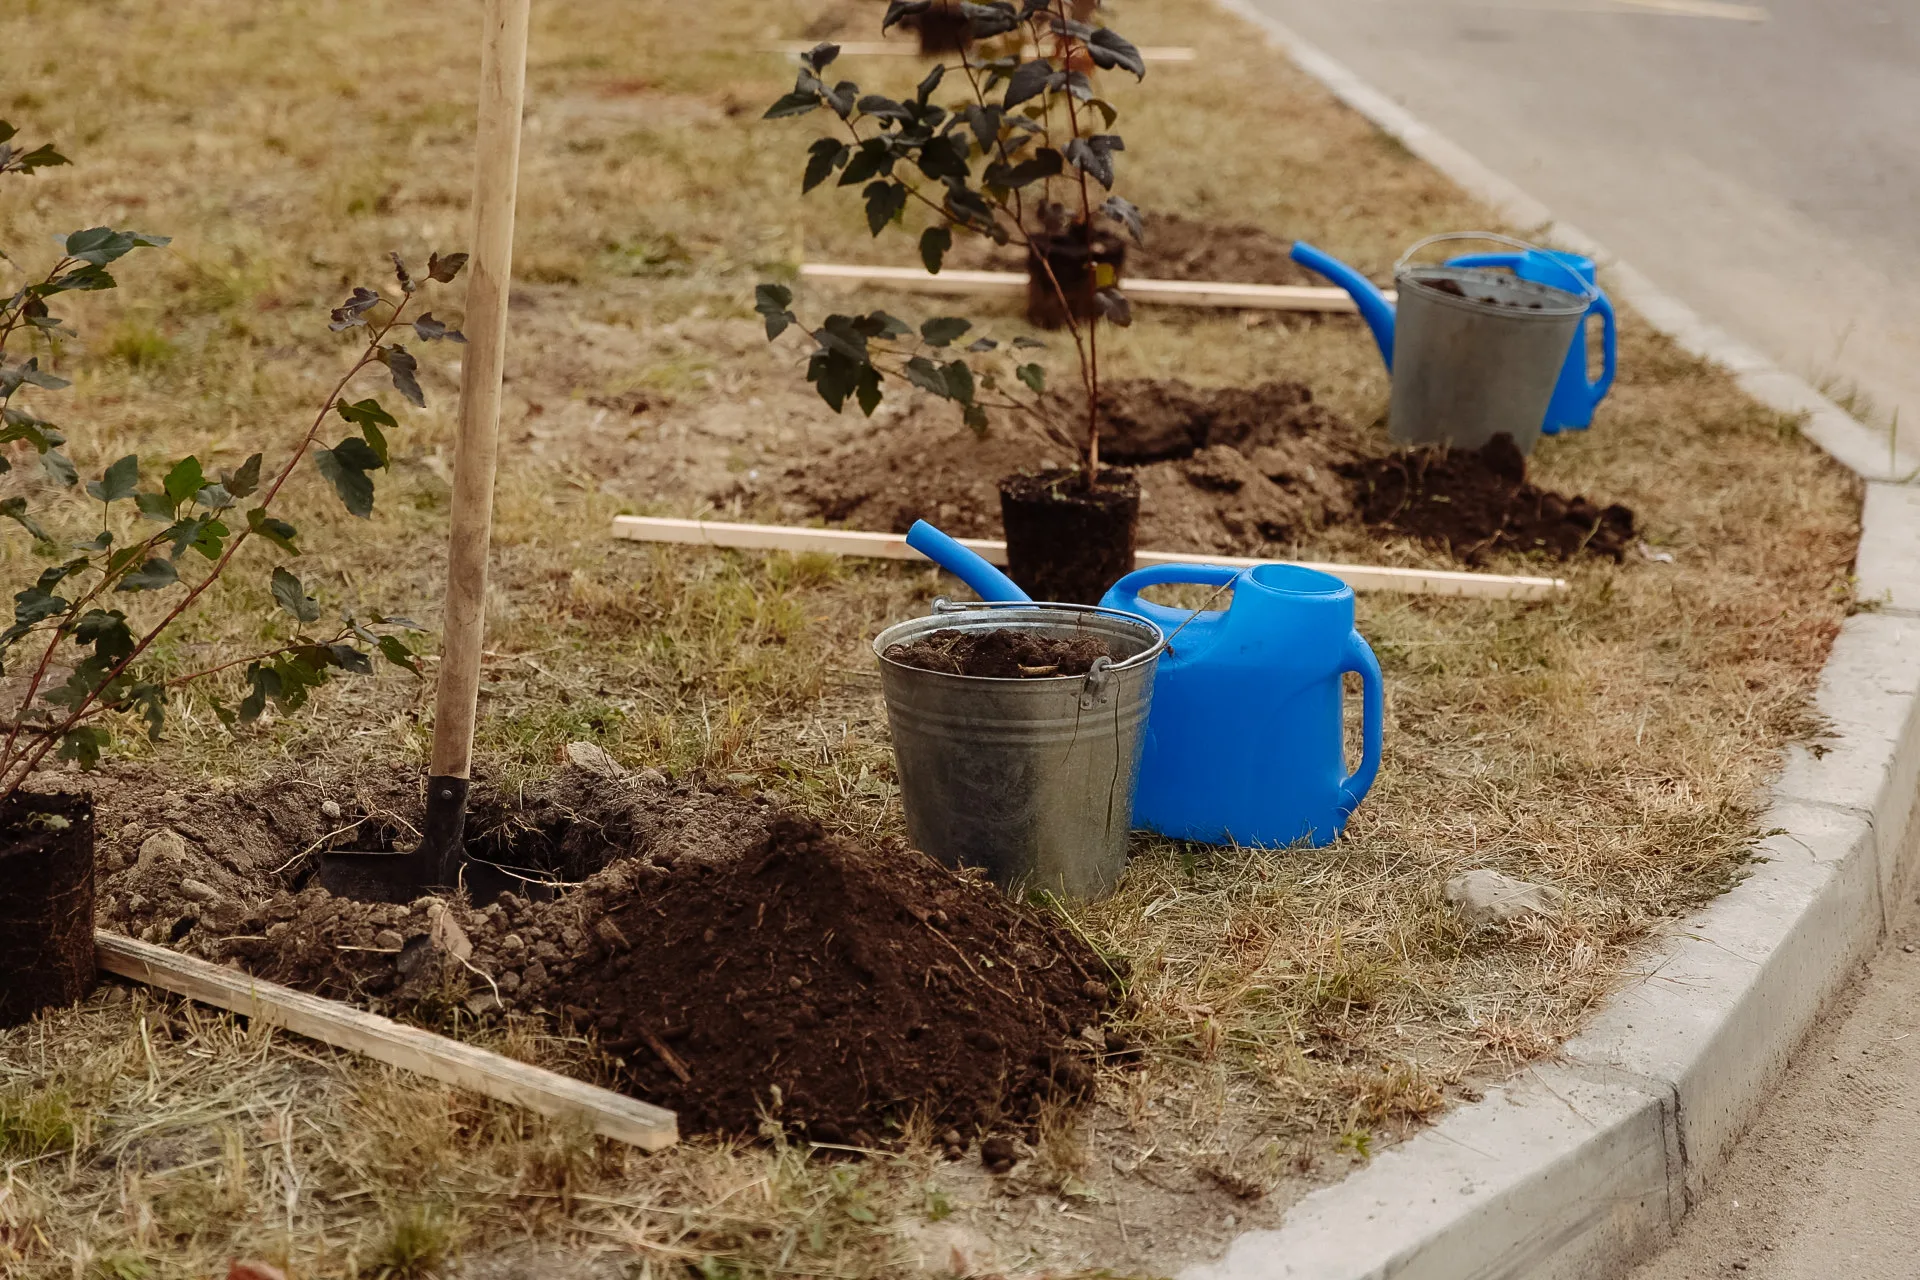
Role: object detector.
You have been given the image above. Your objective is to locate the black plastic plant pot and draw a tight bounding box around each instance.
[1025,227,1127,331]
[999,467,1140,605]
[916,1,972,54]
[0,791,96,1029]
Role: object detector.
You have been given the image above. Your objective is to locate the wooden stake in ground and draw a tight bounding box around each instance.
[321,0,531,899]
[96,933,678,1151]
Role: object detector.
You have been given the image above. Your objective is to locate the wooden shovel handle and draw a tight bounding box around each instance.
[431,0,531,780]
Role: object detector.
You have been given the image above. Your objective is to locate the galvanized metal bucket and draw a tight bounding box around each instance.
[1390,232,1596,456]
[873,600,1167,902]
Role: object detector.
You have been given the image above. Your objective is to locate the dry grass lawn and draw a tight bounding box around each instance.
[0,0,1860,1275]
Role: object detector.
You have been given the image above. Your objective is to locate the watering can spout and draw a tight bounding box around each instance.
[1290,241,1395,370]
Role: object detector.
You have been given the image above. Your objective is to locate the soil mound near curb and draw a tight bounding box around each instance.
[760,377,1636,565]
[1346,434,1637,563]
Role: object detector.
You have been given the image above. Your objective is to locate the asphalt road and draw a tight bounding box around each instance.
[1246,0,1920,433]
[1236,2,1920,1273]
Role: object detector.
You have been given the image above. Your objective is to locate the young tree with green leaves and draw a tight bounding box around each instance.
[0,122,462,800]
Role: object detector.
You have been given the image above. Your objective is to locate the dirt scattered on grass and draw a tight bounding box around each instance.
[884,627,1115,678]
[94,762,1115,1143]
[1346,433,1637,563]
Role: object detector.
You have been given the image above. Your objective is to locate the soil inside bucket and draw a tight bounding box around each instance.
[0,791,96,1029]
[757,377,1636,567]
[886,627,1116,678]
[1000,467,1139,604]
[93,762,1116,1142]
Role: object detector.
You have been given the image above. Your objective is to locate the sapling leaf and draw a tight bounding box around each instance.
[1101,195,1144,244]
[1004,59,1053,109]
[920,316,972,346]
[1012,335,1047,348]
[117,558,180,592]
[162,456,205,506]
[60,227,171,267]
[919,226,952,274]
[380,344,425,407]
[1095,287,1133,326]
[765,90,822,120]
[857,95,910,122]
[11,143,69,174]
[854,365,883,416]
[73,529,112,554]
[56,725,108,770]
[426,251,469,282]
[135,492,176,523]
[86,454,139,504]
[221,453,263,499]
[754,283,797,340]
[270,566,323,624]
[825,81,858,120]
[314,447,376,518]
[335,398,397,430]
[942,360,976,404]
[74,609,134,662]
[1016,362,1046,392]
[804,41,841,71]
[863,181,908,235]
[916,63,946,104]
[968,337,998,352]
[1064,135,1122,189]
[903,356,953,398]
[802,138,848,193]
[376,634,421,673]
[164,515,228,562]
[412,313,466,343]
[1088,26,1147,79]
[195,483,235,511]
[246,507,300,554]
[41,450,77,488]
[127,683,166,741]
[328,286,382,331]
[327,642,374,675]
[881,0,933,31]
[389,251,415,294]
[914,134,972,182]
[839,139,892,186]
[963,1,1019,38]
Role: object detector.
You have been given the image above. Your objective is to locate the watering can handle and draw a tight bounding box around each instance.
[1338,630,1384,817]
[1102,563,1242,632]
[1443,251,1526,272]
[1589,291,1617,403]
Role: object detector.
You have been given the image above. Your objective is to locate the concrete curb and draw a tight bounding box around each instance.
[1184,5,1920,1278]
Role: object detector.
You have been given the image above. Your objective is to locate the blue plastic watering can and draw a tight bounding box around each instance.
[1290,240,1617,436]
[1100,563,1383,847]
[903,522,1386,847]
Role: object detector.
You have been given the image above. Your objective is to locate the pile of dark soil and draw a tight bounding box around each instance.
[761,378,1366,555]
[93,760,1115,1141]
[953,212,1316,287]
[1346,434,1637,563]
[885,628,1114,678]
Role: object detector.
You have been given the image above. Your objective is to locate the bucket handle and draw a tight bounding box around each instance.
[1396,232,1598,305]
[1337,630,1384,818]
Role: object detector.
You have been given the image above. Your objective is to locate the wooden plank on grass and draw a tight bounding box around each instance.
[96,931,679,1152]
[610,515,1567,600]
[798,263,1384,314]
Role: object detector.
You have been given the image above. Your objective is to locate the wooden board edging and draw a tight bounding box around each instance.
[610,515,1567,601]
[96,932,679,1152]
[798,263,1392,314]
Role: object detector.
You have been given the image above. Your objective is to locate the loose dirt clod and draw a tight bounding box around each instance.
[884,627,1115,678]
[1346,434,1637,562]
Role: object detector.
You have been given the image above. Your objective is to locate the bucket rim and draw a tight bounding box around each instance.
[872,599,1167,681]
[1395,265,1590,317]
